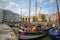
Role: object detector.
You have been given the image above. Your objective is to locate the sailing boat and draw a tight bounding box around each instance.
[18,24,51,39]
[18,0,51,39]
[48,0,60,40]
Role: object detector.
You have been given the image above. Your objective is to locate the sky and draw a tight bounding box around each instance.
[0,0,60,16]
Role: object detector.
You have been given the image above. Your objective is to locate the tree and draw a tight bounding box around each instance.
[41,14,46,21]
[33,16,37,22]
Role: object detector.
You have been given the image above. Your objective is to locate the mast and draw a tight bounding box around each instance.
[56,0,60,24]
[21,8,22,21]
[35,0,37,21]
[29,0,31,23]
[39,7,41,18]
[38,7,41,21]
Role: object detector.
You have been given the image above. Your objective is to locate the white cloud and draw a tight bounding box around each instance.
[0,0,19,9]
[44,2,49,5]
[9,2,19,7]
[0,0,29,16]
[43,0,55,5]
[14,8,29,16]
[30,7,50,16]
[38,0,44,3]
[0,0,55,16]
[2,0,8,2]
[0,0,21,14]
[49,0,55,3]
[31,10,35,16]
[21,9,29,16]
[37,7,49,14]
[41,9,49,14]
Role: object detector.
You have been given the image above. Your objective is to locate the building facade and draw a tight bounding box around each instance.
[4,10,19,22]
[21,14,57,22]
[0,9,4,23]
[0,9,19,23]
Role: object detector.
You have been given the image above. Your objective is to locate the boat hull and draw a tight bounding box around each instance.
[19,34,46,39]
[18,27,51,39]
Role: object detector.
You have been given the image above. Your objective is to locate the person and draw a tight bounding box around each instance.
[31,26,37,32]
[41,25,46,29]
[26,27,31,32]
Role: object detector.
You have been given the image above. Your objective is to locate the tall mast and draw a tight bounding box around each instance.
[38,7,41,21]
[56,0,60,24]
[21,8,22,21]
[29,0,31,23]
[35,0,37,21]
[39,7,41,18]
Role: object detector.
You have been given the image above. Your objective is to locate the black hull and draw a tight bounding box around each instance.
[18,28,51,39]
[19,34,46,39]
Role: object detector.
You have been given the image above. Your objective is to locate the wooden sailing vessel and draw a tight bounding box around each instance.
[18,0,51,39]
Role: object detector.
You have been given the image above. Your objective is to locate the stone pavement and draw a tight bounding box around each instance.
[0,24,18,40]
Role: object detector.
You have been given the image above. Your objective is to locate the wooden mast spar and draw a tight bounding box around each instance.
[38,7,41,21]
[35,0,38,26]
[35,0,37,21]
[56,0,60,24]
[29,0,31,24]
[21,8,22,21]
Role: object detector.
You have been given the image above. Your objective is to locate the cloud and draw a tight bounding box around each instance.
[5,1,19,10]
[49,0,55,3]
[31,10,35,16]
[0,0,10,2]
[44,2,49,5]
[30,7,49,16]
[0,0,21,13]
[14,8,29,16]
[38,0,44,3]
[37,7,49,14]
[41,9,49,14]
[21,9,29,16]
[9,2,19,7]
[0,0,10,8]
[43,0,55,5]
[0,0,19,9]
[0,0,57,16]
[0,0,28,16]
